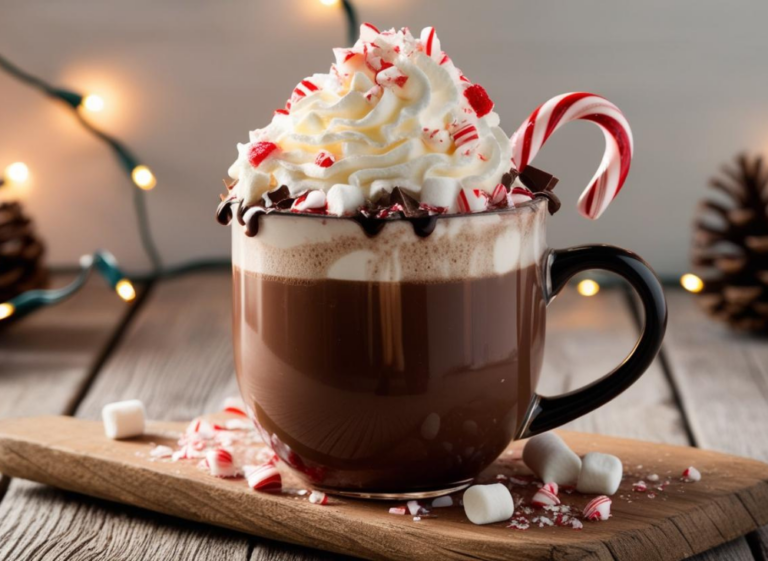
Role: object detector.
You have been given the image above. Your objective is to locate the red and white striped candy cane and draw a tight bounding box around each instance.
[510,93,633,220]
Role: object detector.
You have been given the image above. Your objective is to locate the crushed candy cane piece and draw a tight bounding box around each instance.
[389,507,406,515]
[682,467,701,482]
[407,500,421,516]
[245,462,282,492]
[583,496,612,521]
[205,448,238,478]
[633,481,648,492]
[532,482,560,507]
[150,445,174,459]
[647,473,660,482]
[308,491,328,505]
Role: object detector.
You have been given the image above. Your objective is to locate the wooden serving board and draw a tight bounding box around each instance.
[0,416,767,561]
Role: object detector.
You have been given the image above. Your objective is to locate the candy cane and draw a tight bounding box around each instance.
[510,93,633,219]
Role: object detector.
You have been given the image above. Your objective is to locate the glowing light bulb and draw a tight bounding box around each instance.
[680,273,704,293]
[319,0,340,5]
[0,303,15,320]
[116,279,136,302]
[4,162,29,184]
[131,165,156,190]
[577,279,600,297]
[82,94,105,112]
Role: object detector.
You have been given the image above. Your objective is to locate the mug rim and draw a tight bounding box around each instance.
[249,194,548,225]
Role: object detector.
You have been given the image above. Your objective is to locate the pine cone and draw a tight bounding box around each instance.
[0,201,48,302]
[692,154,768,332]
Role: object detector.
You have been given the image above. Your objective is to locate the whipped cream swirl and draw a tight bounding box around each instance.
[227,23,514,214]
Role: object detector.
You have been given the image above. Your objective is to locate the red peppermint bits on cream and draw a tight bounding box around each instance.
[315,151,336,168]
[464,84,494,117]
[248,142,278,168]
[452,124,480,148]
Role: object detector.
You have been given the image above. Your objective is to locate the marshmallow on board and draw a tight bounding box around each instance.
[522,432,582,486]
[577,452,623,496]
[102,399,145,440]
[463,483,515,525]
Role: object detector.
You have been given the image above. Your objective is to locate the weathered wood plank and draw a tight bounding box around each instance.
[0,273,129,419]
[0,273,253,560]
[691,538,755,561]
[0,273,131,497]
[539,286,688,445]
[663,290,768,461]
[663,288,768,560]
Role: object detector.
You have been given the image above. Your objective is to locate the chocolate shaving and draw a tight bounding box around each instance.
[389,187,426,218]
[519,166,558,193]
[534,191,562,215]
[501,171,518,189]
[216,198,237,225]
[266,185,292,208]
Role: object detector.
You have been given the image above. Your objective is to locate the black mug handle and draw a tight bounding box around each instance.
[519,245,668,438]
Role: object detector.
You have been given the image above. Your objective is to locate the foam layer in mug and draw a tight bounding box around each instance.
[232,199,548,283]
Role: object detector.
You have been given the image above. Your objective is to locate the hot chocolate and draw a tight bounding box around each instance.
[217,22,661,498]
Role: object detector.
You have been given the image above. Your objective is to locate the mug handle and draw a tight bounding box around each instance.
[518,245,667,439]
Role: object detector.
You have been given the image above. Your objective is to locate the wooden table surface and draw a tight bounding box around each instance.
[0,271,766,561]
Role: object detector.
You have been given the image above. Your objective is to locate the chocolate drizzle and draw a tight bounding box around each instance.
[216,166,560,239]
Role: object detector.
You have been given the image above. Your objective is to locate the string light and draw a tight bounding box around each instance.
[320,0,340,5]
[82,94,105,112]
[131,165,156,190]
[115,279,137,302]
[680,273,704,293]
[0,303,14,320]
[3,162,30,184]
[577,279,601,297]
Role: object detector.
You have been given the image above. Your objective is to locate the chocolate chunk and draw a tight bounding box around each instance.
[501,171,518,189]
[389,187,425,217]
[267,185,291,207]
[519,166,558,193]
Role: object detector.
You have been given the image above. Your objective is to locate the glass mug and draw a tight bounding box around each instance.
[232,197,666,499]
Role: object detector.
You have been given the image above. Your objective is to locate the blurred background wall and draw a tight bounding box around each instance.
[1,0,767,276]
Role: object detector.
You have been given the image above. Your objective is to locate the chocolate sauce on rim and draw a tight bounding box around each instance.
[216,166,559,239]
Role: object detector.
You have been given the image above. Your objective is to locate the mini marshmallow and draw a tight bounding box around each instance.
[463,483,515,525]
[420,177,462,213]
[522,432,582,486]
[431,495,453,508]
[583,496,612,521]
[682,466,701,482]
[102,399,145,440]
[327,184,365,216]
[577,452,623,496]
[647,473,660,482]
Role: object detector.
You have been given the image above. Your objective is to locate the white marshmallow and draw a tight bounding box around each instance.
[522,432,582,486]
[327,183,365,216]
[420,177,462,212]
[407,500,421,515]
[102,399,146,440]
[463,483,515,525]
[431,495,453,508]
[577,452,623,496]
